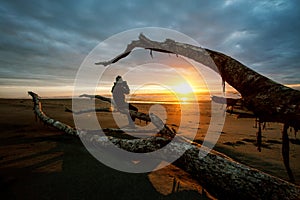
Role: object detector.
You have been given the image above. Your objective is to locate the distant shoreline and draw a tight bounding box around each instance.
[0,97,212,104]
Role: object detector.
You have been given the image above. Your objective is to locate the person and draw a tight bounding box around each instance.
[111,75,138,127]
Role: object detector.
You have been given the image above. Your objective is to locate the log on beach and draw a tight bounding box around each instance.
[28,91,300,200]
[95,33,300,182]
[28,91,78,136]
[76,93,176,139]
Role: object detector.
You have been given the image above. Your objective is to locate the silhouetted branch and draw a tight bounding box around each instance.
[65,107,111,114]
[78,93,176,139]
[95,33,300,128]
[95,33,300,182]
[29,91,300,199]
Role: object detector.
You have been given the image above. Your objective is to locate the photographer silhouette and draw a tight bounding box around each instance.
[111,75,138,127]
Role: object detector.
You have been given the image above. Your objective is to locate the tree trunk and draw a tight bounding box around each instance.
[28,91,300,199]
[95,33,300,129]
[95,34,300,181]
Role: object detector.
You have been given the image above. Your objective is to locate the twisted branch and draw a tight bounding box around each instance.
[28,91,300,199]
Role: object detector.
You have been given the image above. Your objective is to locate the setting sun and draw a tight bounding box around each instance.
[172,82,194,95]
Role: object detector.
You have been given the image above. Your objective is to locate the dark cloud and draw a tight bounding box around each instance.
[0,0,299,97]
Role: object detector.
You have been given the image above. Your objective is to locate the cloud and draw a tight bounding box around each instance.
[0,0,299,97]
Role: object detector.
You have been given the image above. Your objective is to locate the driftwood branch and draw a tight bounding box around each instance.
[28,91,300,199]
[211,96,255,117]
[211,95,241,107]
[78,93,176,139]
[65,107,111,114]
[95,33,300,182]
[79,94,112,103]
[95,33,300,128]
[28,91,78,136]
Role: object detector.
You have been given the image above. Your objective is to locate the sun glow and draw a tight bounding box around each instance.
[172,82,194,95]
[170,82,199,103]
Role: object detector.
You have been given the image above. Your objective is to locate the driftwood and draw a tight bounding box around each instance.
[225,107,255,117]
[95,34,300,128]
[75,93,175,139]
[79,94,113,104]
[211,95,241,107]
[211,96,255,117]
[28,91,300,200]
[95,33,300,182]
[65,106,111,114]
[28,91,78,136]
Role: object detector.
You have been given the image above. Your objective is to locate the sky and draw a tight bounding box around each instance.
[0,0,300,98]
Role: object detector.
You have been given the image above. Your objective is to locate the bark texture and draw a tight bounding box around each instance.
[28,91,300,200]
[95,33,300,129]
[95,34,300,181]
[28,91,78,136]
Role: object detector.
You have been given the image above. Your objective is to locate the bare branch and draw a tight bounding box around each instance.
[79,94,112,103]
[79,93,176,139]
[29,91,300,199]
[65,107,111,114]
[94,34,300,182]
[95,34,300,128]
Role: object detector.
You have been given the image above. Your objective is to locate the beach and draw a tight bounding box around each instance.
[0,98,299,199]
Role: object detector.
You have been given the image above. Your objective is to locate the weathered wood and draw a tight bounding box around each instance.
[29,91,300,199]
[257,121,262,152]
[65,106,111,114]
[79,94,113,103]
[28,91,78,136]
[283,123,295,183]
[78,93,176,139]
[98,136,300,200]
[95,33,300,181]
[95,33,300,129]
[211,95,240,107]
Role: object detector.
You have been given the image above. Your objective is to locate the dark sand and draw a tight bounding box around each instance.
[0,99,213,199]
[0,98,299,199]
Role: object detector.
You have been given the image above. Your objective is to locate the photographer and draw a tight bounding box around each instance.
[111,75,138,127]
